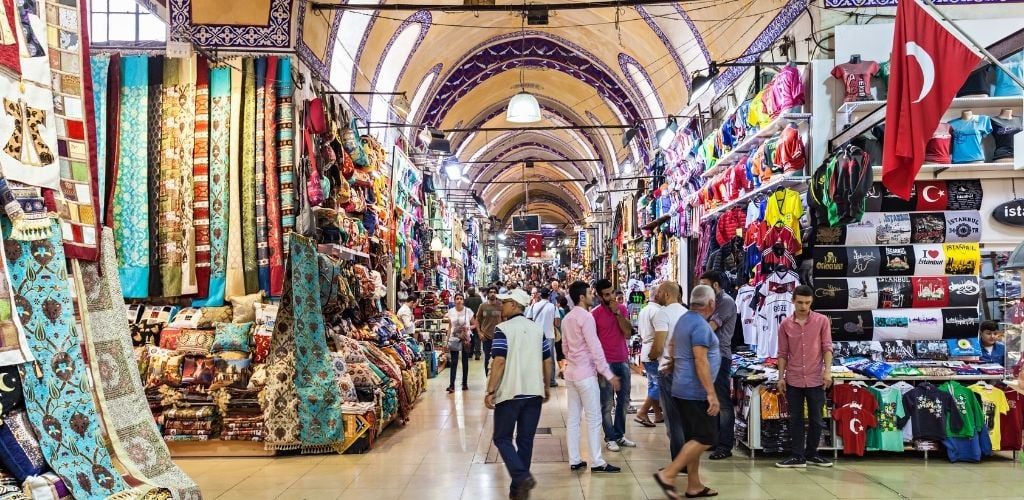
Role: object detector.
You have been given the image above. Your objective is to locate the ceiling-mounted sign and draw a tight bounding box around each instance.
[992,199,1024,227]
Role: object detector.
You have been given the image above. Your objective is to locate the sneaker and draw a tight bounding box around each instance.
[549,382,559,387]
[775,456,807,468]
[806,455,833,467]
[708,449,732,460]
[616,437,637,448]
[570,462,588,471]
[591,464,621,473]
[606,440,620,452]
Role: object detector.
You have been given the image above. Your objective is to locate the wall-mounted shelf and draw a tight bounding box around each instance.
[699,174,810,223]
[318,243,370,260]
[871,161,1021,179]
[838,95,1024,117]
[701,113,813,179]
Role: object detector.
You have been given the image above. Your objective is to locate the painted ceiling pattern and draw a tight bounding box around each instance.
[166,0,811,227]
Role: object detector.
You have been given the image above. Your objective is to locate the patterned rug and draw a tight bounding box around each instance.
[76,229,200,499]
[241,58,258,294]
[196,64,230,307]
[264,57,284,297]
[276,58,295,241]
[255,57,270,293]
[158,57,196,297]
[113,55,150,299]
[147,56,164,297]
[2,219,132,499]
[192,57,211,299]
[225,66,244,300]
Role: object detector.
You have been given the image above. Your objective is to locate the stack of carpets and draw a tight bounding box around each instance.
[221,389,264,441]
[162,406,218,442]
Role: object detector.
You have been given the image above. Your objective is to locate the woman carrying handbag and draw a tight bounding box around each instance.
[447,294,478,393]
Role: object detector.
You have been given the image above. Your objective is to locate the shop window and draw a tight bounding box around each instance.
[90,0,166,46]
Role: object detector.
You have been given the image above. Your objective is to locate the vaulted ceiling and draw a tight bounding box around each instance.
[168,0,810,229]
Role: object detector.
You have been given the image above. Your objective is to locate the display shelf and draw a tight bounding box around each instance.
[318,243,370,260]
[700,113,812,179]
[870,162,1021,179]
[837,95,1024,116]
[834,374,1006,382]
[699,174,810,223]
[641,214,671,231]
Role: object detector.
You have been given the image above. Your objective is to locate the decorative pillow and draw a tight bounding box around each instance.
[143,346,175,387]
[253,334,272,364]
[211,322,253,353]
[253,303,278,335]
[24,472,72,500]
[130,322,162,347]
[197,307,232,327]
[126,304,143,324]
[0,410,46,481]
[336,372,358,402]
[175,329,216,355]
[182,356,217,387]
[211,357,253,390]
[141,305,178,325]
[169,307,204,328]
[348,362,382,388]
[0,365,24,417]
[248,364,268,389]
[230,292,264,324]
[159,328,183,350]
[162,355,184,386]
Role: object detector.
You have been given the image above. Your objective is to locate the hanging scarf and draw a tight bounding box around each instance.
[192,57,211,299]
[103,55,121,229]
[0,222,30,367]
[277,58,295,243]
[76,229,200,499]
[261,256,300,450]
[113,55,150,299]
[90,55,109,226]
[241,58,258,293]
[158,58,196,297]
[224,66,245,301]
[195,65,230,307]
[147,56,164,297]
[255,57,270,293]
[265,57,284,297]
[45,0,100,261]
[2,219,132,499]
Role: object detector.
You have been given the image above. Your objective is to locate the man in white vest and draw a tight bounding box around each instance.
[485,288,554,500]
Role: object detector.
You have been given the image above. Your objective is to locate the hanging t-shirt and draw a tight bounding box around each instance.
[992,52,1024,97]
[957,65,991,97]
[924,124,952,164]
[736,284,758,346]
[969,384,1011,451]
[770,65,805,114]
[831,61,881,102]
[764,188,804,248]
[898,383,964,441]
[1000,388,1024,451]
[876,386,907,452]
[747,90,772,129]
[832,385,880,456]
[754,291,794,358]
[948,115,992,164]
[773,125,806,174]
[990,115,1022,160]
[940,381,985,439]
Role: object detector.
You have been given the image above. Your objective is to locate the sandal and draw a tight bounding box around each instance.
[685,487,718,498]
[634,417,656,428]
[653,472,681,500]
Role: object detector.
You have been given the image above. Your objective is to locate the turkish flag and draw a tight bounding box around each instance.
[525,234,543,257]
[882,0,981,200]
[914,180,948,211]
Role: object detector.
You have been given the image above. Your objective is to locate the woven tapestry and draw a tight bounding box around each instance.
[146,56,163,297]
[254,57,270,292]
[225,66,244,300]
[264,56,284,297]
[113,55,150,299]
[76,229,200,499]
[241,58,258,293]
[192,57,210,299]
[196,65,229,307]
[159,57,197,297]
[45,0,100,261]
[277,58,295,238]
[89,54,108,223]
[0,223,30,367]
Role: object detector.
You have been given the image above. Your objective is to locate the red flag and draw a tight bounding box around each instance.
[882,0,981,200]
[525,234,543,257]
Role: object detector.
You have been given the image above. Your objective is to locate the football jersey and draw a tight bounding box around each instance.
[764,188,804,248]
[755,292,794,358]
[773,125,806,173]
[736,284,758,345]
[762,224,800,255]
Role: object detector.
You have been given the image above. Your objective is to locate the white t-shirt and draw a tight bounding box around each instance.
[526,301,557,339]
[638,302,663,360]
[735,285,757,345]
[654,303,687,371]
[755,293,793,358]
[397,304,415,335]
[447,307,473,341]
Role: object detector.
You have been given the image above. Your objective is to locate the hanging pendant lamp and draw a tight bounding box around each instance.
[507,91,541,123]
[430,236,443,252]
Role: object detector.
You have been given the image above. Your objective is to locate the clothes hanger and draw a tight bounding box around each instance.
[872,380,888,389]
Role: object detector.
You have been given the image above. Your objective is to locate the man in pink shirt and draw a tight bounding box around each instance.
[776,285,834,469]
[592,279,635,451]
[561,281,622,473]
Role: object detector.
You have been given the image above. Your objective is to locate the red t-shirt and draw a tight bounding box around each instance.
[924,124,952,164]
[831,61,881,102]
[592,304,630,363]
[832,385,880,456]
[1001,388,1024,451]
[773,126,806,173]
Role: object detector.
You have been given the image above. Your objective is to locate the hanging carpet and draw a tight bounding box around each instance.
[277,58,295,246]
[255,57,270,293]
[147,56,164,298]
[264,57,284,297]
[113,55,150,299]
[195,65,230,307]
[225,66,244,301]
[159,57,197,297]
[192,57,211,299]
[241,58,258,294]
[89,54,109,222]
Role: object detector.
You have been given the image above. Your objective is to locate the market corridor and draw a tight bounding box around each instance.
[178,360,1021,500]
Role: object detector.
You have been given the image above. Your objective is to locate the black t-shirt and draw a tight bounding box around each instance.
[957,66,991,97]
[991,115,1022,160]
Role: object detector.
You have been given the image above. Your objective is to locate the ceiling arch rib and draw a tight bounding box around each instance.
[466,133,597,183]
[496,191,583,227]
[406,63,442,125]
[472,150,590,200]
[483,170,588,220]
[471,143,592,184]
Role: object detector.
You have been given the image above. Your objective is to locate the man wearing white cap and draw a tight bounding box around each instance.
[485,288,554,500]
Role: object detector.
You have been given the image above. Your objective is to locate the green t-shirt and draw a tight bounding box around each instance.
[939,381,985,439]
[876,386,906,452]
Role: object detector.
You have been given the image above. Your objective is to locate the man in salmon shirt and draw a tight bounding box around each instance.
[592,279,636,452]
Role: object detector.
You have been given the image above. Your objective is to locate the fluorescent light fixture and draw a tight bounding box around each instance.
[506,91,542,123]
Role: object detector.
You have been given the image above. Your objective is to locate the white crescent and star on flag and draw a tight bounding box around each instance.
[921,184,944,202]
[905,41,936,104]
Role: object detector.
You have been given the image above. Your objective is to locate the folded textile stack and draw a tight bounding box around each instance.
[221,389,264,441]
[162,406,218,442]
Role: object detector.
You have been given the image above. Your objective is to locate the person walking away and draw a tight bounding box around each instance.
[635,286,664,427]
[699,271,738,460]
[775,285,834,468]
[653,285,720,499]
[476,288,503,376]
[592,279,636,451]
[446,294,477,393]
[465,287,484,360]
[397,296,417,340]
[485,289,554,500]
[561,281,622,473]
[527,288,559,387]
[650,282,688,461]
[555,296,570,379]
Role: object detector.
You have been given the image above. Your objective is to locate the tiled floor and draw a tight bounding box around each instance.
[180,360,1023,499]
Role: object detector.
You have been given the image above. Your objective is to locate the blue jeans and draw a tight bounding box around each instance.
[598,362,630,442]
[714,358,735,452]
[547,341,557,385]
[658,371,686,460]
[643,361,660,399]
[483,339,493,376]
[492,397,543,490]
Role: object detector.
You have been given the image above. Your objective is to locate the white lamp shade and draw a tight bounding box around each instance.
[443,157,462,179]
[430,236,443,252]
[506,92,542,123]
[441,248,452,258]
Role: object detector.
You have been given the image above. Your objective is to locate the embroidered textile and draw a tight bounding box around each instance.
[277,58,295,238]
[46,0,100,261]
[241,58,258,293]
[114,55,149,298]
[261,257,301,450]
[77,229,200,499]
[264,57,284,296]
[192,58,210,299]
[0,228,30,366]
[196,65,230,306]
[225,67,244,300]
[255,57,269,293]
[159,58,196,297]
[2,219,129,499]
[89,55,108,220]
[0,0,20,77]
[147,56,163,297]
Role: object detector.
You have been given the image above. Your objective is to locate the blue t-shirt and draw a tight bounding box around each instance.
[670,311,721,401]
[993,52,1024,97]
[949,115,992,164]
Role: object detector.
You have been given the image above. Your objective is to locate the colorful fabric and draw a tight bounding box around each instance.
[225,67,244,300]
[146,56,163,297]
[0,0,20,78]
[254,57,270,293]
[196,65,230,307]
[0,233,30,366]
[46,0,100,261]
[159,57,197,297]
[113,55,150,298]
[264,57,284,296]
[89,55,109,221]
[261,255,301,450]
[277,58,295,239]
[241,58,258,293]
[76,229,200,499]
[2,219,129,499]
[192,58,210,299]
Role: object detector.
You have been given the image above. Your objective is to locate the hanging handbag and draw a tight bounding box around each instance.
[303,101,325,206]
[342,108,371,167]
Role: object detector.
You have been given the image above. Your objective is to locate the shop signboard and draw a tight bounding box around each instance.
[993,199,1024,228]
